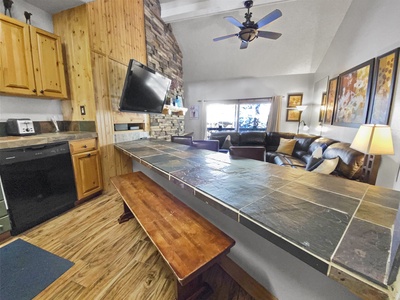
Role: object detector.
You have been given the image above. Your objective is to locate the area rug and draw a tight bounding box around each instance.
[0,239,74,300]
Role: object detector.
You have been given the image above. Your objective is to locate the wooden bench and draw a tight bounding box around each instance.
[111,172,235,300]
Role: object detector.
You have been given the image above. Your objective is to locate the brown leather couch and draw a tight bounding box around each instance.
[209,131,369,181]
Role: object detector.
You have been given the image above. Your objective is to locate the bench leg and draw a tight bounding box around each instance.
[118,202,134,224]
[176,275,213,300]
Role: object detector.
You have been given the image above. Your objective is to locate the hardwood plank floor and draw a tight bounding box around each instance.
[1,191,255,300]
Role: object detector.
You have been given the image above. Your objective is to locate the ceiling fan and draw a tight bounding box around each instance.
[213,0,282,49]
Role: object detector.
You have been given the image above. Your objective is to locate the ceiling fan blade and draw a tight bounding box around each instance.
[213,33,238,42]
[257,31,282,40]
[224,16,243,28]
[240,40,248,50]
[255,9,282,29]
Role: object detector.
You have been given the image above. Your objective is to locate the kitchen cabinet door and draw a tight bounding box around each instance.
[0,14,36,96]
[72,149,103,201]
[0,14,67,99]
[30,26,67,98]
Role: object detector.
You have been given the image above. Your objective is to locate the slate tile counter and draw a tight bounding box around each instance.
[0,131,98,149]
[115,139,400,300]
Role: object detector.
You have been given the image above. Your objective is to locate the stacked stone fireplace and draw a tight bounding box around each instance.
[144,0,185,140]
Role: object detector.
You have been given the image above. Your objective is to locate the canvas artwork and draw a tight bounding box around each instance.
[287,93,303,108]
[325,78,337,124]
[368,48,399,124]
[189,105,199,119]
[319,92,327,122]
[286,109,300,122]
[333,59,374,127]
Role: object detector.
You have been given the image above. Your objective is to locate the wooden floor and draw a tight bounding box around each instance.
[0,191,255,300]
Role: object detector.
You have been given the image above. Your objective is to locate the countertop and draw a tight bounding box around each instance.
[115,139,400,300]
[0,132,98,149]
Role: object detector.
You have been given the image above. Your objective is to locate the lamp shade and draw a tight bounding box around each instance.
[350,124,394,155]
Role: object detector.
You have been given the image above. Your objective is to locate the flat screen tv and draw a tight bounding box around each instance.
[119,59,171,114]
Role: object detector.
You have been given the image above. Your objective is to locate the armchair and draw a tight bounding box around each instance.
[171,136,193,145]
[192,140,219,152]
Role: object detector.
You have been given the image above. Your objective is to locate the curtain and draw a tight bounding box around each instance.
[199,100,208,139]
[267,96,282,132]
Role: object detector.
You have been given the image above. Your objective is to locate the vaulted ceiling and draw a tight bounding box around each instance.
[25,0,353,83]
[162,0,353,82]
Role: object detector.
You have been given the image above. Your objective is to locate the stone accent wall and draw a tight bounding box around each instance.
[144,0,185,140]
[144,0,183,96]
[149,114,185,140]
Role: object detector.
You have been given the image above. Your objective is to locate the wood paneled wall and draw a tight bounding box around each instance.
[54,5,96,121]
[54,0,148,191]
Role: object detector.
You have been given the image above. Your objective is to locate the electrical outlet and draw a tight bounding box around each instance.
[80,105,86,115]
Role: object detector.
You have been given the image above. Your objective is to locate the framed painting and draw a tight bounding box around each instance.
[333,59,374,127]
[287,93,303,108]
[286,109,300,122]
[325,77,338,125]
[319,92,327,122]
[368,48,399,124]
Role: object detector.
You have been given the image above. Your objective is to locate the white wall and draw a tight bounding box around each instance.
[311,0,400,190]
[0,1,63,123]
[184,73,314,139]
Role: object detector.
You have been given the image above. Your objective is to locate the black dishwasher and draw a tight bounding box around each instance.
[0,142,77,235]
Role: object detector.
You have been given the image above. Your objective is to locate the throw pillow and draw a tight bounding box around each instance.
[312,147,323,158]
[221,135,233,149]
[305,147,324,171]
[312,157,339,175]
[276,138,297,156]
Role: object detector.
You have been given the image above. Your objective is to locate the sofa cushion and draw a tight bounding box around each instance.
[238,131,266,146]
[265,151,280,163]
[323,142,364,179]
[294,134,320,153]
[264,132,295,151]
[274,154,306,168]
[308,137,339,155]
[276,138,297,155]
[293,150,308,161]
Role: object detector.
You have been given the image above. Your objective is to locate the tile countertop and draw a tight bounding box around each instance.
[0,132,98,149]
[115,139,400,300]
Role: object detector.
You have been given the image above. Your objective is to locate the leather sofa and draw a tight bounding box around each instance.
[209,131,369,181]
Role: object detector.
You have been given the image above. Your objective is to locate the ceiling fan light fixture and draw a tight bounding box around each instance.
[212,1,282,49]
[239,28,257,42]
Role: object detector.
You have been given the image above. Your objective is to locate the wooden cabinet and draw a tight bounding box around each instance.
[70,138,103,203]
[0,14,67,98]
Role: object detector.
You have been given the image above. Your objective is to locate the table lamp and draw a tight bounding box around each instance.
[350,124,394,185]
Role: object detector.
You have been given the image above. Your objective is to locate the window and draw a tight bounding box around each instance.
[206,100,271,133]
[238,103,270,131]
[206,104,237,130]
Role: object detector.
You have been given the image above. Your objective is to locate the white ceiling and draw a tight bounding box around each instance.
[25,0,353,83]
[168,0,353,82]
[24,0,94,15]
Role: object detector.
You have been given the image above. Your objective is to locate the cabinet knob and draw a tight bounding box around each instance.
[40,90,44,94]
[87,153,91,157]
[32,89,36,93]
[83,145,87,148]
